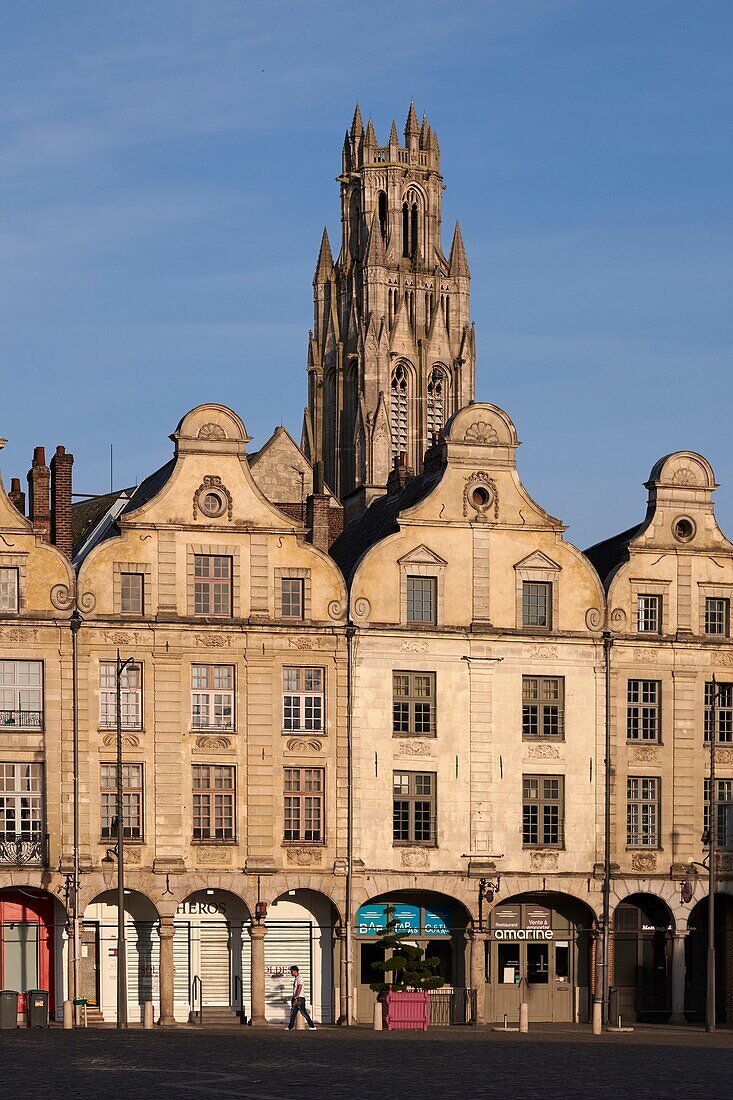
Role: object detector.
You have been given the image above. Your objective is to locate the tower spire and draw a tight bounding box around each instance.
[351,103,364,141]
[404,101,420,142]
[314,227,334,282]
[449,221,470,277]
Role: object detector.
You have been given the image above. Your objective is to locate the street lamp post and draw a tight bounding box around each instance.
[706,674,719,1033]
[104,650,139,1030]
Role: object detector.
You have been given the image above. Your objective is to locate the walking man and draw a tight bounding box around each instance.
[286,965,316,1030]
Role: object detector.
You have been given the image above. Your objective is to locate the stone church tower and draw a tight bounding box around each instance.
[301,104,476,518]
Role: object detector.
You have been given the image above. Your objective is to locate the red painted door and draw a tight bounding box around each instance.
[0,891,54,1015]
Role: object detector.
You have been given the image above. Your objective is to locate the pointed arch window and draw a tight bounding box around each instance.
[378,191,388,241]
[401,187,423,259]
[426,365,448,441]
[390,363,410,461]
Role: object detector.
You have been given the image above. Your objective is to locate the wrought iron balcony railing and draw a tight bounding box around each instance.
[0,710,43,729]
[0,833,49,866]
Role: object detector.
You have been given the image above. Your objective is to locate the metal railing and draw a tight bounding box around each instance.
[0,709,42,728]
[427,987,476,1026]
[0,833,48,866]
[190,975,203,1025]
[233,974,244,1021]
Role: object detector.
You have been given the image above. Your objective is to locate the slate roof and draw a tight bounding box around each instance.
[72,489,131,549]
[330,464,445,585]
[584,522,643,590]
[72,458,175,560]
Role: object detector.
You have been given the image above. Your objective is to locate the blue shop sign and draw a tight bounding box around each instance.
[423,905,452,937]
[356,903,420,936]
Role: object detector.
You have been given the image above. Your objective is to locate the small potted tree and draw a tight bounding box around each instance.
[369,905,444,1030]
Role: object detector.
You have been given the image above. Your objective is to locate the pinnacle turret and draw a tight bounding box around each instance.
[351,103,364,140]
[405,101,420,140]
[364,213,387,267]
[314,227,334,283]
[448,221,470,277]
[364,117,377,147]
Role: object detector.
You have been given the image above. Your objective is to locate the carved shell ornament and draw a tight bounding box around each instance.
[672,467,698,486]
[463,421,499,445]
[197,423,227,440]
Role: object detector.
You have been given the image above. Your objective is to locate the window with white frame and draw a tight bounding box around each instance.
[627,776,659,847]
[192,765,235,841]
[100,763,143,841]
[0,661,43,729]
[283,767,324,843]
[522,775,564,847]
[282,667,324,732]
[705,597,730,637]
[704,681,733,742]
[637,594,661,633]
[120,572,144,615]
[99,662,142,730]
[704,779,733,850]
[191,665,234,730]
[0,763,42,837]
[0,568,18,613]
[627,680,661,742]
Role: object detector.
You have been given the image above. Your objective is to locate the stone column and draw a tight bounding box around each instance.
[670,931,687,1023]
[158,918,176,1026]
[248,923,269,1027]
[335,926,348,1024]
[468,929,488,1025]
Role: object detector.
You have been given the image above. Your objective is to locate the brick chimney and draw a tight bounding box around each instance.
[8,478,25,516]
[50,445,74,558]
[387,453,414,497]
[306,461,334,553]
[27,446,51,543]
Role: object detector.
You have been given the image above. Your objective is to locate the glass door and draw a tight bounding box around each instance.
[3,922,39,991]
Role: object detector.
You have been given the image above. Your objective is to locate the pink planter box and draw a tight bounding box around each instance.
[382,991,429,1031]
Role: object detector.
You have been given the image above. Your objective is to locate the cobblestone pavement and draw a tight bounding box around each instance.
[2,1025,732,1100]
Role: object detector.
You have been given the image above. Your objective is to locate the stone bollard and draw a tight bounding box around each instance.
[295,1008,308,1030]
[373,1001,383,1031]
[63,1001,73,1030]
[143,1001,154,1030]
[592,1002,602,1035]
[519,1002,529,1033]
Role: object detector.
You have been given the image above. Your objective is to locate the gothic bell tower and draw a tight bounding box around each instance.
[301,104,476,518]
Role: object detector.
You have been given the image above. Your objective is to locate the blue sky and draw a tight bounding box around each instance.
[1,0,731,549]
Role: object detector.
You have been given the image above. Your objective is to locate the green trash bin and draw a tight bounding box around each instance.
[0,990,18,1029]
[26,990,49,1028]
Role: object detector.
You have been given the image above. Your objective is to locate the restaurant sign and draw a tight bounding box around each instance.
[491,903,554,940]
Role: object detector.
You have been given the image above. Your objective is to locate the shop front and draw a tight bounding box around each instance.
[486,894,593,1024]
[611,894,672,1023]
[174,890,248,1023]
[82,889,160,1023]
[685,893,733,1025]
[354,893,469,1025]
[0,888,64,1021]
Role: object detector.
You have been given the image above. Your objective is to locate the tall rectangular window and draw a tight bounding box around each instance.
[100,764,143,841]
[704,681,733,742]
[705,597,730,637]
[192,765,235,841]
[282,667,324,732]
[0,763,42,837]
[0,568,18,613]
[704,779,733,850]
[120,572,144,615]
[522,775,564,847]
[522,677,564,740]
[193,554,232,617]
[393,672,436,737]
[392,771,436,845]
[99,662,142,729]
[522,582,551,629]
[637,595,661,633]
[283,767,324,843]
[0,661,43,729]
[406,577,436,625]
[627,777,659,847]
[280,578,304,620]
[627,680,661,742]
[191,665,234,730]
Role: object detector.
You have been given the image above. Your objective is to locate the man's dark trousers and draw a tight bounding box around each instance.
[288,997,315,1029]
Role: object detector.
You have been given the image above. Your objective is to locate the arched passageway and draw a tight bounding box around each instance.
[82,889,159,1023]
[611,893,674,1023]
[685,892,733,1024]
[486,892,596,1023]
